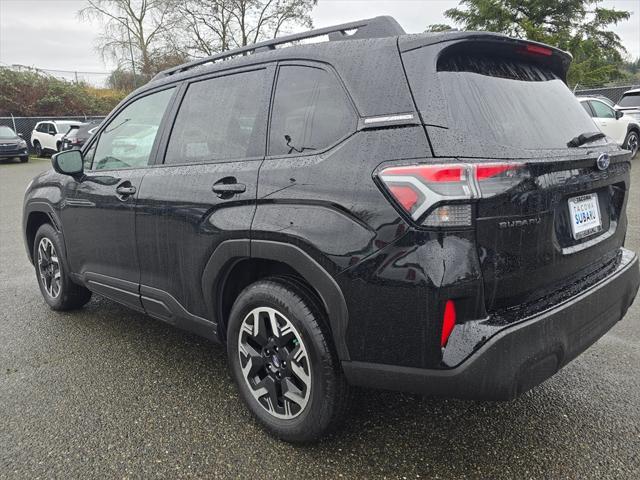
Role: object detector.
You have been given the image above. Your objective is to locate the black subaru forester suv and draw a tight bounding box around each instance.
[23,17,639,442]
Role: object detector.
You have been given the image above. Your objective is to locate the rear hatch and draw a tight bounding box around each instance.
[399,34,631,312]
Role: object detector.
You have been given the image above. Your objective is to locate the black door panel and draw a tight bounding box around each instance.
[134,65,273,320]
[60,169,145,283]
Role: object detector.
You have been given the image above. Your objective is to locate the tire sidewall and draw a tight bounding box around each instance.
[34,142,43,157]
[34,224,72,309]
[227,281,336,441]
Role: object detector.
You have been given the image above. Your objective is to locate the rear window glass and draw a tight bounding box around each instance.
[435,52,597,150]
[619,93,640,108]
[65,127,79,139]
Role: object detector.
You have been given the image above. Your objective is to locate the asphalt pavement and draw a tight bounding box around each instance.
[1,157,639,479]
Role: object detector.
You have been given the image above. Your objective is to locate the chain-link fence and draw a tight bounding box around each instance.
[573,83,640,104]
[0,116,104,154]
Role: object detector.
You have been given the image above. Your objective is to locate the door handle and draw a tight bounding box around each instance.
[116,183,136,196]
[212,177,246,197]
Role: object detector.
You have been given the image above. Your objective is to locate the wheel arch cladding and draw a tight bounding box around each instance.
[201,239,350,360]
[24,204,61,264]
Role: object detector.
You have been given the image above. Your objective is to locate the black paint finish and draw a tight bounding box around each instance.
[22,24,640,400]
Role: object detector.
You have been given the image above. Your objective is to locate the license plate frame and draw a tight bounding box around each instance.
[568,193,603,240]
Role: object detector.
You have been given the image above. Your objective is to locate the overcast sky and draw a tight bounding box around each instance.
[1,0,639,78]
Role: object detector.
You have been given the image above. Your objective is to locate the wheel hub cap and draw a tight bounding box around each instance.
[238,307,311,419]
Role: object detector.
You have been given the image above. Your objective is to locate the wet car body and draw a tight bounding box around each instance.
[22,17,639,411]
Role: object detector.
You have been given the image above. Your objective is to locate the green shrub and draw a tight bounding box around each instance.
[0,67,127,116]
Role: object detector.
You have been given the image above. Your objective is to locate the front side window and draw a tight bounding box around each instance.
[590,100,615,119]
[165,69,266,164]
[269,65,356,156]
[92,88,174,170]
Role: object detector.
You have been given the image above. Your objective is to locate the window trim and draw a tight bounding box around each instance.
[81,84,179,172]
[265,60,359,160]
[580,100,595,117]
[156,64,275,168]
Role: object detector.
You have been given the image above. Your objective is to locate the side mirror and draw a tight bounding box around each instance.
[18,133,23,138]
[616,110,624,120]
[52,150,83,176]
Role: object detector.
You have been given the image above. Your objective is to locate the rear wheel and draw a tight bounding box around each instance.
[227,277,351,442]
[34,224,91,310]
[624,130,639,159]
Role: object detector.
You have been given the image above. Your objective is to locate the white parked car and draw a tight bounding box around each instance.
[578,96,639,159]
[30,120,80,156]
[615,88,640,123]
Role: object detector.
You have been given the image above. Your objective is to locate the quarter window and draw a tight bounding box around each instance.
[92,88,174,170]
[165,69,266,164]
[589,100,615,119]
[269,65,355,156]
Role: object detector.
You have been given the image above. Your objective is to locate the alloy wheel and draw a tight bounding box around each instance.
[237,307,312,419]
[628,132,639,158]
[37,237,61,298]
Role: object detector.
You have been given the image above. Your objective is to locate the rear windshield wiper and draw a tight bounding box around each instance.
[567,131,606,148]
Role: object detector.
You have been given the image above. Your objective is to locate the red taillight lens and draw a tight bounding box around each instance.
[378,161,527,225]
[441,300,456,347]
[388,185,419,211]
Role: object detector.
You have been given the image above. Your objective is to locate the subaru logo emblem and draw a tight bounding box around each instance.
[596,153,610,171]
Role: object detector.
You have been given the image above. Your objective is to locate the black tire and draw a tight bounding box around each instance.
[20,156,28,163]
[33,223,92,311]
[33,141,44,158]
[227,277,351,443]
[624,130,639,159]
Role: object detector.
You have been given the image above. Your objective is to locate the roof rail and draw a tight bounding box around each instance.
[152,16,405,81]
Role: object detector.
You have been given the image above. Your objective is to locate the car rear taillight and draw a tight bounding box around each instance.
[378,162,527,227]
[518,44,553,57]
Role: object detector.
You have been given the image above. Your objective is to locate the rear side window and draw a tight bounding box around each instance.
[269,65,355,156]
[165,69,266,164]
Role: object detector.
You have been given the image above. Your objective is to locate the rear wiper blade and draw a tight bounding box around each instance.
[567,131,606,148]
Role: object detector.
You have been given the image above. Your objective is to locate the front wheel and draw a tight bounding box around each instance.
[20,156,28,163]
[227,277,351,443]
[33,142,43,158]
[624,130,639,159]
[34,224,92,310]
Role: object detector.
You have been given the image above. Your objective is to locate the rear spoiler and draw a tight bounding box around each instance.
[399,31,572,82]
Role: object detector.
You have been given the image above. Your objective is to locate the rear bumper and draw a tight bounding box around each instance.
[342,248,639,400]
